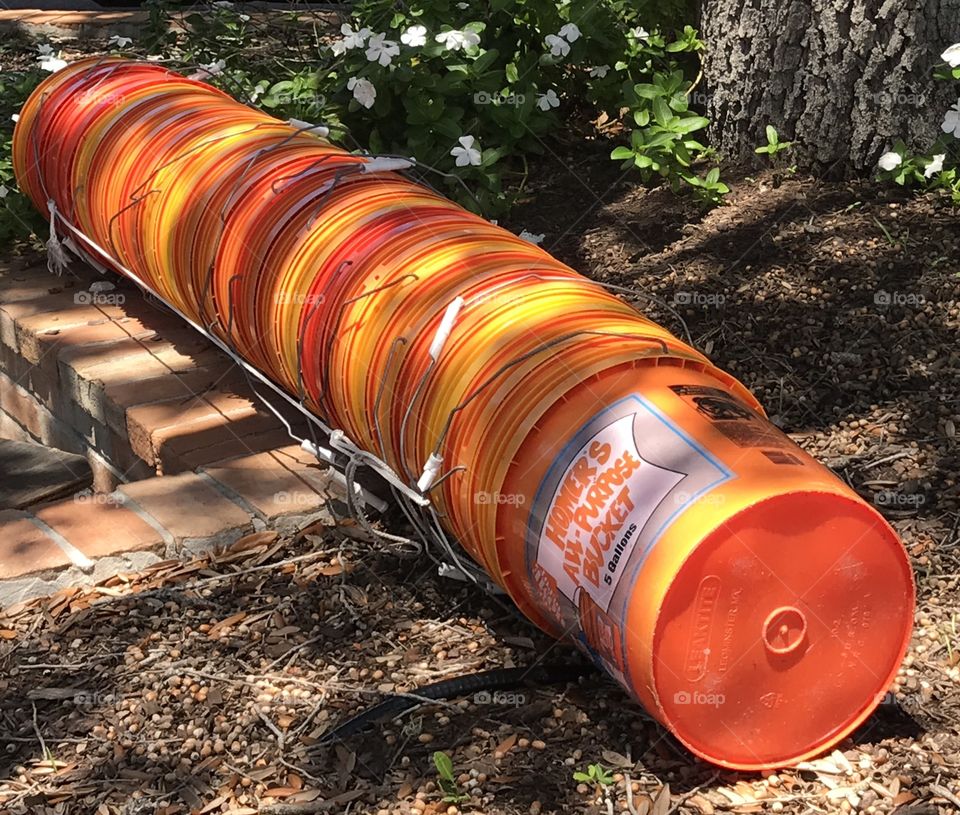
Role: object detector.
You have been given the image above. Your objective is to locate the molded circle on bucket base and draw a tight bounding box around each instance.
[649,490,915,770]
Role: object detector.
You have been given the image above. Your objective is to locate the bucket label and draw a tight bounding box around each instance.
[669,384,794,451]
[526,395,733,681]
[536,413,684,612]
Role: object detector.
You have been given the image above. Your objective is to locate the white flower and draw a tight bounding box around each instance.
[558,22,581,42]
[332,23,371,55]
[197,59,226,76]
[942,99,960,137]
[877,151,902,171]
[239,13,250,22]
[589,64,610,78]
[942,43,960,68]
[401,25,427,47]
[36,43,54,56]
[39,56,68,73]
[924,153,946,178]
[435,29,480,51]
[457,1,469,7]
[365,32,399,66]
[519,230,544,244]
[12,113,20,123]
[347,76,377,108]
[450,135,482,167]
[0,185,9,199]
[536,89,559,111]
[544,34,570,58]
[630,26,650,42]
[109,35,133,48]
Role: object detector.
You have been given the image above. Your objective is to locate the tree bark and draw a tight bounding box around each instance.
[700,0,960,172]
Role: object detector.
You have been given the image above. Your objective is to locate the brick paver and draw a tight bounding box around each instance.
[119,471,251,543]
[0,258,347,598]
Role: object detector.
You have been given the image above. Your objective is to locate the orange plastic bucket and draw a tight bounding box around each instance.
[495,360,914,768]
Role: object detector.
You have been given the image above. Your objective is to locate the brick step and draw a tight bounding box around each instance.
[0,254,355,603]
[0,257,315,479]
[0,447,343,606]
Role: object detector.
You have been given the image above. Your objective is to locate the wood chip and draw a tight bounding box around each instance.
[494,734,517,756]
[207,612,248,638]
[651,783,671,815]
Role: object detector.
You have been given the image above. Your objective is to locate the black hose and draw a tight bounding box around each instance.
[319,663,598,745]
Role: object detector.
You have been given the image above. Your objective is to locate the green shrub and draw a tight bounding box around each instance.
[0,64,46,245]
[147,0,715,214]
[876,43,960,205]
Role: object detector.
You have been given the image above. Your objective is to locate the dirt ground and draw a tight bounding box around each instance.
[0,151,958,815]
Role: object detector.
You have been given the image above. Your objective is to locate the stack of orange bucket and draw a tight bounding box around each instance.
[14,58,915,769]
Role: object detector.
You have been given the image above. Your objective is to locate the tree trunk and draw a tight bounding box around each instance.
[700,0,960,172]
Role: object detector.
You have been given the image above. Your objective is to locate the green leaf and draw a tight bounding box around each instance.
[633,83,660,99]
[706,167,721,185]
[433,116,463,139]
[610,146,634,160]
[675,115,709,134]
[765,124,779,146]
[433,752,455,782]
[633,108,650,127]
[505,62,519,83]
[473,48,500,74]
[652,97,671,126]
[645,131,678,149]
[480,146,506,167]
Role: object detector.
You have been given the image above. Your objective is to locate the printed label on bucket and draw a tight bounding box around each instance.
[525,395,733,681]
[669,384,795,451]
[536,413,684,612]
